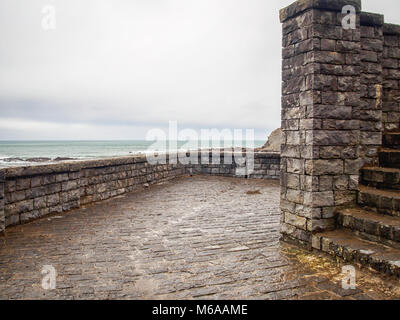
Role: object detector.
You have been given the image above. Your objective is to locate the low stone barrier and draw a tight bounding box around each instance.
[0,151,280,234]
[189,151,280,179]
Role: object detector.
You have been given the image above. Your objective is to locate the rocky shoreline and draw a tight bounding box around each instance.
[1,157,77,163]
[0,130,281,168]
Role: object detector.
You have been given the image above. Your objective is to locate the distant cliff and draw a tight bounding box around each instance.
[256,128,281,153]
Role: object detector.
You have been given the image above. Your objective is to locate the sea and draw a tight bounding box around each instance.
[0,140,266,168]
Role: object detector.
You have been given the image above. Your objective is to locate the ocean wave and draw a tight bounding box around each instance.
[0,147,255,168]
[0,157,80,168]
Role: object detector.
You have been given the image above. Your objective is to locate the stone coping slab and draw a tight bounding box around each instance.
[0,151,280,179]
[279,0,362,23]
[383,23,400,35]
[360,12,384,26]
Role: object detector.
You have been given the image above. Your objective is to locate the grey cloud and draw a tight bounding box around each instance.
[0,0,399,139]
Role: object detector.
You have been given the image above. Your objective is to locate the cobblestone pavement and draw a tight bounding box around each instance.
[0,176,399,300]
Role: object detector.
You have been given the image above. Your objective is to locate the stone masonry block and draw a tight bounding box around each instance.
[309,130,359,146]
[304,191,335,208]
[284,212,307,231]
[280,0,362,23]
[286,158,305,174]
[305,159,344,175]
[0,174,4,235]
[310,218,335,232]
[286,188,304,204]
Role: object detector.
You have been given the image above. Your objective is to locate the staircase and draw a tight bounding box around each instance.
[314,131,400,277]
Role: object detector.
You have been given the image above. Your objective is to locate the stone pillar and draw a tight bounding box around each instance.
[0,171,4,235]
[280,0,362,246]
[383,23,400,131]
[359,13,384,166]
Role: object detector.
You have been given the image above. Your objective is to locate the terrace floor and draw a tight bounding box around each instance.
[0,175,399,300]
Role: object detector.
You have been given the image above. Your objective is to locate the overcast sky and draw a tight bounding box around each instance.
[0,0,399,140]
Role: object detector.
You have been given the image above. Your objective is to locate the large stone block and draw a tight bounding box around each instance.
[280,0,362,23]
[286,158,305,174]
[309,130,359,146]
[309,218,335,232]
[301,175,319,191]
[15,200,34,214]
[62,180,79,192]
[16,178,31,191]
[31,176,42,188]
[295,205,321,219]
[286,173,301,189]
[334,190,357,205]
[46,194,60,207]
[284,212,307,230]
[305,159,344,175]
[319,176,334,191]
[344,159,362,175]
[5,180,16,193]
[304,191,335,207]
[286,188,304,204]
[6,190,26,203]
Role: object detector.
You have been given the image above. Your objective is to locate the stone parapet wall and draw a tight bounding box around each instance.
[0,151,280,234]
[383,23,400,131]
[3,162,82,228]
[79,156,186,206]
[1,155,186,231]
[189,151,280,179]
[249,153,280,179]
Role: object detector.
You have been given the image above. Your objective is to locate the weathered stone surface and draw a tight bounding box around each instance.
[286,189,304,204]
[280,0,364,244]
[310,218,335,232]
[46,194,60,207]
[286,158,305,174]
[310,131,359,146]
[0,176,398,300]
[305,159,343,175]
[280,0,362,23]
[360,12,384,27]
[16,178,30,191]
[383,23,400,36]
[61,180,79,192]
[31,176,42,188]
[33,197,47,210]
[15,200,34,215]
[304,191,335,207]
[285,211,307,230]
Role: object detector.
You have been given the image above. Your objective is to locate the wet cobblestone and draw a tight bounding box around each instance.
[0,176,399,300]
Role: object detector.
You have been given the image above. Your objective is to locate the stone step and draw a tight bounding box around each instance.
[379,149,400,169]
[313,229,400,277]
[337,207,400,245]
[383,132,400,150]
[361,166,400,190]
[357,185,400,217]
